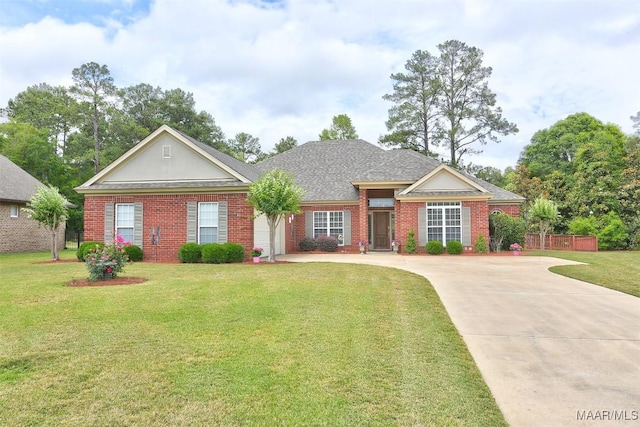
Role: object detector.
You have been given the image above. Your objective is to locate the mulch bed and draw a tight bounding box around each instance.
[67,277,147,287]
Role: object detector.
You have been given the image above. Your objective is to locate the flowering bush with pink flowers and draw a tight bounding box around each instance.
[85,234,131,281]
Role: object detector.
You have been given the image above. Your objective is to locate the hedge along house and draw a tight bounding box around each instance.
[0,154,68,253]
[76,125,524,261]
[256,139,525,254]
[75,125,259,261]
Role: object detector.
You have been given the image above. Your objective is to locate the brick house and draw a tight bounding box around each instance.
[76,125,524,261]
[0,154,67,253]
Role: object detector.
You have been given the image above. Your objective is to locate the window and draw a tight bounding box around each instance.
[162,145,171,159]
[427,202,461,245]
[198,202,218,244]
[368,198,395,208]
[10,205,19,218]
[313,211,344,244]
[115,204,135,243]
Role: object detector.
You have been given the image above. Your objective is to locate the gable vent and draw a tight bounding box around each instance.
[162,145,171,159]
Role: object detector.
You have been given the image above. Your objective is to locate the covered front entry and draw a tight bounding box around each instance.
[369,211,394,250]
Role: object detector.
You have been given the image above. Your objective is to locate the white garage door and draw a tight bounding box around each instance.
[253,213,284,256]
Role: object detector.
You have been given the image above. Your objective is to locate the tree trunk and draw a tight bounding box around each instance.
[51,229,58,260]
[267,215,281,263]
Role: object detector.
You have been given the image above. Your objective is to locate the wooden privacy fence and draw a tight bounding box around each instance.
[525,233,598,251]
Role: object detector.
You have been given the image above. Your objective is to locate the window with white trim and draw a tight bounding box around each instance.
[10,205,19,218]
[313,211,344,244]
[198,202,219,244]
[427,202,461,245]
[115,204,135,243]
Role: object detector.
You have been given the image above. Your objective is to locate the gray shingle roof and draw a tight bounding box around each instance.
[0,154,46,203]
[257,139,524,202]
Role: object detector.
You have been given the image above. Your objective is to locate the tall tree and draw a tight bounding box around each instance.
[631,110,640,135]
[518,113,619,179]
[436,40,518,167]
[380,50,441,156]
[248,169,304,262]
[71,62,117,173]
[380,41,517,166]
[274,136,298,154]
[319,114,358,140]
[22,185,69,260]
[228,132,263,164]
[0,121,63,185]
[4,83,79,159]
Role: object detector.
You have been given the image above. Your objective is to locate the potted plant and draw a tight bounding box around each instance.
[251,246,263,263]
[357,240,366,254]
[391,240,400,253]
[509,243,523,256]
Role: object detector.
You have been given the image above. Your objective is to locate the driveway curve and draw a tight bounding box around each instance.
[280,253,640,427]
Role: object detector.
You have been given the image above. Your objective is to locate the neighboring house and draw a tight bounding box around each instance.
[76,125,524,261]
[0,154,67,253]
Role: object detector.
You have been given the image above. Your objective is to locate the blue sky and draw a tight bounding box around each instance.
[1,0,152,27]
[1,0,639,169]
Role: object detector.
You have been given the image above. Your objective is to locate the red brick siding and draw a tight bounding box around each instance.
[289,205,362,252]
[84,193,253,261]
[395,200,493,253]
[488,204,521,217]
[0,202,66,253]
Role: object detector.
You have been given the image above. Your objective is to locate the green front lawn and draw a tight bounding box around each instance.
[0,251,505,426]
[532,250,640,298]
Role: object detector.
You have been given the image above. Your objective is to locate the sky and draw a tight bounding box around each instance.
[1,0,639,170]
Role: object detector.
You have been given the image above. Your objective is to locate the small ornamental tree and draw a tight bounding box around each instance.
[528,198,560,251]
[248,169,304,262]
[405,229,418,254]
[22,185,69,260]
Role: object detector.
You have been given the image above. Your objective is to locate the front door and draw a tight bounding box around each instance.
[373,212,390,249]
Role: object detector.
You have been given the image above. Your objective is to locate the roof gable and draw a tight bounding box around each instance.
[77,125,258,192]
[401,165,488,194]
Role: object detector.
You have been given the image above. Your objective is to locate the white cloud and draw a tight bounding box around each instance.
[1,0,639,170]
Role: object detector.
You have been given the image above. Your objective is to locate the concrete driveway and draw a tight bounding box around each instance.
[280,253,640,427]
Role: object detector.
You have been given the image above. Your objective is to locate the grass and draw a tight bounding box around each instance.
[530,250,640,298]
[0,250,505,426]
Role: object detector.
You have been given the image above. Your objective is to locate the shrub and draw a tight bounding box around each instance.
[78,241,105,261]
[474,234,489,254]
[299,236,317,251]
[405,229,418,254]
[490,213,526,251]
[178,243,202,263]
[84,235,129,281]
[124,244,143,262]
[224,243,245,263]
[597,212,628,250]
[425,240,444,255]
[316,235,338,252]
[446,240,463,255]
[568,216,598,236]
[201,243,228,264]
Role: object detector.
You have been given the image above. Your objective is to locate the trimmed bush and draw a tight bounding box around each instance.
[201,243,228,264]
[446,240,463,255]
[78,241,105,261]
[124,244,143,262]
[405,229,418,254]
[224,242,245,263]
[179,243,202,263]
[474,234,489,254]
[425,240,444,255]
[299,236,317,251]
[316,235,338,252]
